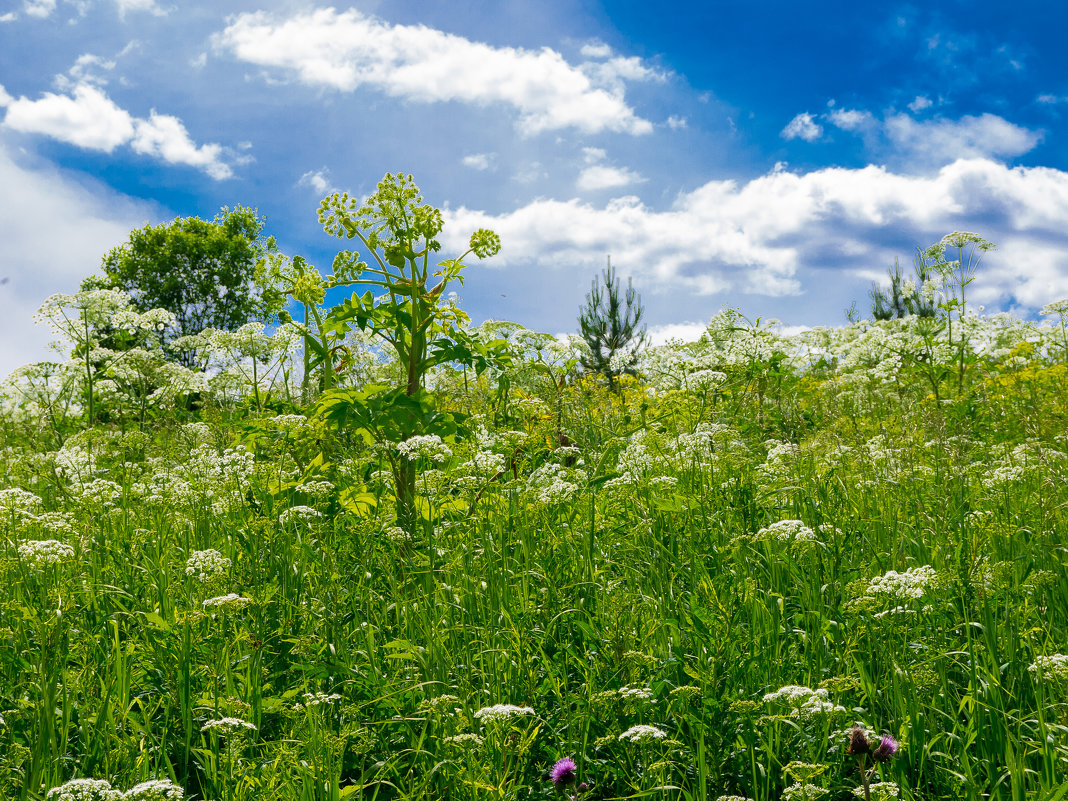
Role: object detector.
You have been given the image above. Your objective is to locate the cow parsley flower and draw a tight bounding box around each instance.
[185,549,231,582]
[754,520,818,544]
[201,716,257,735]
[123,778,185,800]
[1029,654,1068,681]
[865,565,937,601]
[618,724,667,743]
[202,593,253,611]
[397,435,452,463]
[474,703,536,724]
[18,539,75,568]
[45,779,123,801]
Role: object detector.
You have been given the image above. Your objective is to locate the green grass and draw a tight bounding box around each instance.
[3,313,1068,801]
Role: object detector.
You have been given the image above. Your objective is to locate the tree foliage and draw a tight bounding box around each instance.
[86,206,284,365]
[578,259,647,387]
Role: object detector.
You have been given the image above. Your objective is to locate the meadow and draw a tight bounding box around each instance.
[3,221,1068,801]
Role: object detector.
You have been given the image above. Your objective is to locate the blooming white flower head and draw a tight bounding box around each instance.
[202,593,254,611]
[123,779,185,800]
[762,685,845,721]
[18,539,75,569]
[200,716,257,735]
[618,724,667,743]
[396,434,452,463]
[754,520,818,544]
[865,565,937,601]
[473,703,536,725]
[0,487,43,513]
[1029,654,1068,682]
[185,549,231,582]
[618,686,654,701]
[294,691,342,710]
[278,505,323,526]
[782,784,828,801]
[1040,299,1068,317]
[444,732,485,749]
[853,782,899,801]
[45,779,123,801]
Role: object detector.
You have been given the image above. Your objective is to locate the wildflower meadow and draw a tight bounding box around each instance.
[2,181,1068,801]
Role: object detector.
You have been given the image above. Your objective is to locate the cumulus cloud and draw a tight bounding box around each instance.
[214,8,659,135]
[827,107,874,131]
[0,85,12,107]
[908,95,933,112]
[462,153,495,171]
[2,83,236,178]
[116,0,167,19]
[23,0,56,19]
[781,112,823,142]
[821,105,1040,167]
[0,137,157,376]
[4,84,135,151]
[297,167,336,195]
[442,158,1068,307]
[576,164,645,191]
[883,112,1041,164]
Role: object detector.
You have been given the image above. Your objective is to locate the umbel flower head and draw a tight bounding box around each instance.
[550,757,577,789]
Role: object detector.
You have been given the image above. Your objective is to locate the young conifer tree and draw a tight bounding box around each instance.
[577,257,647,389]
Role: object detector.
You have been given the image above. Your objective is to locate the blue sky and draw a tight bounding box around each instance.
[2,0,1068,374]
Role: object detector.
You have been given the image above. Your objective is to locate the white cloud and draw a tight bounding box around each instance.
[215,8,658,135]
[23,0,56,19]
[0,137,157,376]
[4,84,135,151]
[441,158,1068,307]
[666,114,687,129]
[883,112,1041,164]
[781,112,823,142]
[1037,94,1068,105]
[2,82,236,178]
[461,153,495,171]
[908,95,933,112]
[297,167,336,195]
[131,111,231,179]
[55,53,117,90]
[647,321,708,345]
[0,85,11,107]
[576,164,645,191]
[580,41,613,59]
[582,146,607,164]
[0,12,17,22]
[828,107,874,131]
[116,0,167,19]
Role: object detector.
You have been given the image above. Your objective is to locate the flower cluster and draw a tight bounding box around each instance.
[473,703,536,724]
[397,434,452,463]
[201,716,257,735]
[202,593,254,611]
[1029,654,1068,681]
[123,779,185,800]
[753,520,819,544]
[45,779,123,801]
[184,549,231,582]
[618,724,667,743]
[865,565,937,601]
[762,685,845,721]
[18,539,76,568]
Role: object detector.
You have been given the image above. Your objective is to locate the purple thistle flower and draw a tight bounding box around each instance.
[551,757,578,789]
[872,735,899,762]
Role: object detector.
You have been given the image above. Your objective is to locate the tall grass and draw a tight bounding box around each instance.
[2,310,1068,800]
